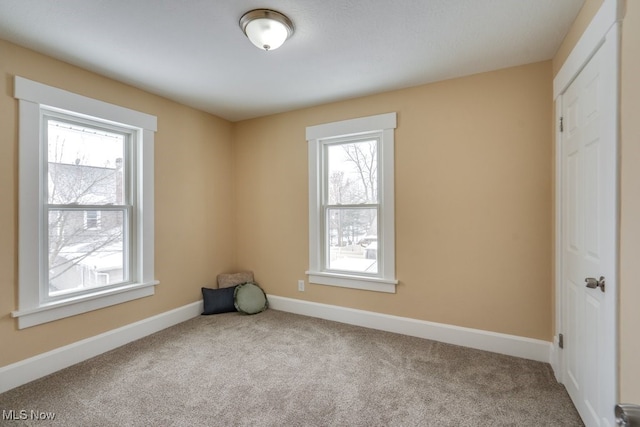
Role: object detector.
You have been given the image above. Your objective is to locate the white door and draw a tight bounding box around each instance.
[560,23,618,427]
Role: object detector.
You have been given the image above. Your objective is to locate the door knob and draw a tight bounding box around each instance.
[585,276,605,292]
[615,403,640,426]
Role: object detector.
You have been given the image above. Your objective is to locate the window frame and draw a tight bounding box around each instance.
[323,135,381,276]
[306,112,397,293]
[13,76,158,329]
[43,112,133,302]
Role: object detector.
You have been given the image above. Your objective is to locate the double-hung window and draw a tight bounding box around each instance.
[13,77,158,328]
[45,113,132,297]
[306,112,397,293]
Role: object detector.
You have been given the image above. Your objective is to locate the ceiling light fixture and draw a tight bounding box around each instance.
[239,9,294,51]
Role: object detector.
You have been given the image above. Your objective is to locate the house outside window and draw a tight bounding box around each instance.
[13,77,158,329]
[84,210,102,230]
[306,112,397,293]
[46,114,129,298]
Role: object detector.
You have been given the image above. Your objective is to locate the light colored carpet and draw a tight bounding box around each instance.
[0,309,583,426]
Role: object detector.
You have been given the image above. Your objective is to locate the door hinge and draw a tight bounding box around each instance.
[559,116,564,132]
[559,333,564,349]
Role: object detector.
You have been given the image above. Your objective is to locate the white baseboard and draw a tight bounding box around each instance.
[268,295,553,364]
[1,296,555,395]
[0,301,202,394]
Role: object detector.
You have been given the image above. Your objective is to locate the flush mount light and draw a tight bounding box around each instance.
[240,9,294,51]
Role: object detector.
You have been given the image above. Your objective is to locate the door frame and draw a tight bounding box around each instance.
[553,0,623,424]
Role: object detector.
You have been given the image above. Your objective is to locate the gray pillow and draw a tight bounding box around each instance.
[234,282,268,315]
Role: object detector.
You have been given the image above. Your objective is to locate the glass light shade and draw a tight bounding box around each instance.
[240,9,294,51]
[245,18,288,51]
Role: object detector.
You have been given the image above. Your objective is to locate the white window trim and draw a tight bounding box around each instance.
[306,112,397,293]
[12,76,158,329]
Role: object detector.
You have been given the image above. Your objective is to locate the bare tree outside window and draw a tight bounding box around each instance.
[326,138,379,273]
[341,140,378,203]
[46,118,129,296]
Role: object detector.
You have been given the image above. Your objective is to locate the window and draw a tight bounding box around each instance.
[306,112,397,293]
[13,76,158,328]
[46,114,128,298]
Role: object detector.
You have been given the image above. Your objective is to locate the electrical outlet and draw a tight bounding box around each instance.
[298,280,305,292]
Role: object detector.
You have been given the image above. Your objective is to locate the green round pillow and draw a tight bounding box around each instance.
[234,282,268,314]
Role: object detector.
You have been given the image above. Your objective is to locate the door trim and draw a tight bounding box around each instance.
[553,0,622,425]
[554,0,624,98]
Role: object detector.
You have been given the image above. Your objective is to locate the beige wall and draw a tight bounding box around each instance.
[620,0,640,404]
[0,39,236,367]
[234,62,554,341]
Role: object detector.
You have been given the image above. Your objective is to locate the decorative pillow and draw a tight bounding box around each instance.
[234,282,268,315]
[217,271,254,288]
[201,286,237,315]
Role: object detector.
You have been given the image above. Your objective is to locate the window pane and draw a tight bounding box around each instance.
[327,139,377,204]
[47,119,125,205]
[48,209,127,296]
[327,208,378,273]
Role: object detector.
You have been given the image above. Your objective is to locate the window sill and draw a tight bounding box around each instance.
[307,271,397,293]
[11,281,159,329]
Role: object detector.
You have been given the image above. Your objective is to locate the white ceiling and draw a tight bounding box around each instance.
[0,0,584,122]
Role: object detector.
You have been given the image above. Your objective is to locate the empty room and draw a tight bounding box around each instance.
[0,1,639,426]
